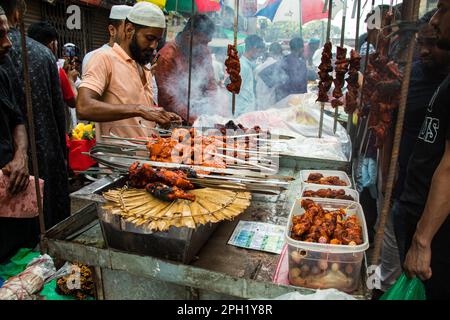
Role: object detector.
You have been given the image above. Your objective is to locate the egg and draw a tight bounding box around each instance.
[331,263,340,272]
[290,251,303,264]
[311,266,321,275]
[345,264,354,275]
[300,264,310,274]
[318,259,328,270]
[289,267,301,280]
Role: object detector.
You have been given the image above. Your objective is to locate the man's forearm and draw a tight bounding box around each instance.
[414,160,450,245]
[77,98,143,122]
[13,124,28,158]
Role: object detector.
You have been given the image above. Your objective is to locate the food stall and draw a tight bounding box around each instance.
[13,0,420,301]
[43,149,368,299]
[41,0,371,300]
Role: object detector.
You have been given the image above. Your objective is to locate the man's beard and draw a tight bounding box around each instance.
[129,34,154,65]
[0,53,7,64]
[437,37,450,51]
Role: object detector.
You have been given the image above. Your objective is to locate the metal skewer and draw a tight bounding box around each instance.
[319,0,333,138]
[232,0,239,116]
[207,152,277,173]
[333,0,347,134]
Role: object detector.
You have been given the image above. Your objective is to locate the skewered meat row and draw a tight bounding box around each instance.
[147,127,268,167]
[146,134,226,169]
[358,9,403,147]
[128,161,196,190]
[332,46,349,108]
[128,162,197,201]
[305,173,348,186]
[302,188,354,201]
[225,45,242,94]
[362,53,402,147]
[214,121,265,136]
[317,42,333,102]
[344,50,361,114]
[145,182,196,202]
[290,199,363,245]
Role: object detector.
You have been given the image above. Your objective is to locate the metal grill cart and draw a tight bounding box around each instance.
[42,156,369,300]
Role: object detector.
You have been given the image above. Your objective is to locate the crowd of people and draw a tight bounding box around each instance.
[1,0,450,300]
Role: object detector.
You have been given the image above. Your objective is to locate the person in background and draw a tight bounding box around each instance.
[1,0,70,230]
[305,38,320,66]
[0,5,36,262]
[61,43,81,87]
[400,0,450,299]
[82,5,132,72]
[275,37,307,101]
[211,47,226,86]
[27,21,77,132]
[233,34,265,117]
[77,2,181,141]
[254,42,283,110]
[305,38,320,81]
[378,9,450,297]
[153,13,217,124]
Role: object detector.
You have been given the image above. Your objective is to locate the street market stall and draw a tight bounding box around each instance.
[43,153,368,299]
[2,0,427,301]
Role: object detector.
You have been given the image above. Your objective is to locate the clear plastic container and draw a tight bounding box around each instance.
[300,184,360,202]
[285,198,369,293]
[300,170,352,189]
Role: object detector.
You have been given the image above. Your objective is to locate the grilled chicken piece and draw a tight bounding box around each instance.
[155,169,194,190]
[145,182,196,202]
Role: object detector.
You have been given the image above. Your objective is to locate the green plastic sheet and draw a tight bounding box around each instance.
[380,273,427,300]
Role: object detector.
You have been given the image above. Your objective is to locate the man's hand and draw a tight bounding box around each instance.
[139,106,172,129]
[2,151,29,195]
[404,234,432,281]
[68,68,79,83]
[167,112,183,126]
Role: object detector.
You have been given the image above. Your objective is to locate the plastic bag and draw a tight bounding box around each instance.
[193,93,351,161]
[380,273,426,300]
[68,138,97,172]
[256,289,356,300]
[0,254,56,300]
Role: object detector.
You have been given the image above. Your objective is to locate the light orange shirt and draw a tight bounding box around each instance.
[79,43,155,140]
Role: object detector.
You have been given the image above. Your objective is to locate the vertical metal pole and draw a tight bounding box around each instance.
[333,0,347,134]
[187,0,195,124]
[232,0,239,116]
[299,0,303,38]
[347,0,361,138]
[371,0,420,266]
[356,0,376,156]
[19,7,46,252]
[318,0,333,139]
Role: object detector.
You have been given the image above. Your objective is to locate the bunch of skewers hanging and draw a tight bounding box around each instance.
[225,44,242,94]
[316,42,362,114]
[316,8,403,148]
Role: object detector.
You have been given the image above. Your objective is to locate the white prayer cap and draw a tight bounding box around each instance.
[109,5,132,20]
[127,2,166,29]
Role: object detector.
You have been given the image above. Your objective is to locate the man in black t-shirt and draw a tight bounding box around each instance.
[401,0,450,299]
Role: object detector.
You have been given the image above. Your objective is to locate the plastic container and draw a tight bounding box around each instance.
[285,198,369,293]
[300,184,359,202]
[300,170,352,189]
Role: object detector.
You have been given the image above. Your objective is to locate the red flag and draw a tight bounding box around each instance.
[195,0,221,13]
[302,0,328,24]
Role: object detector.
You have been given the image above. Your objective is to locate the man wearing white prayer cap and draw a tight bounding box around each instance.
[82,5,132,72]
[77,2,181,141]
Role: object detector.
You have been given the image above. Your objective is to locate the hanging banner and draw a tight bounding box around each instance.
[195,0,221,12]
[242,0,258,17]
